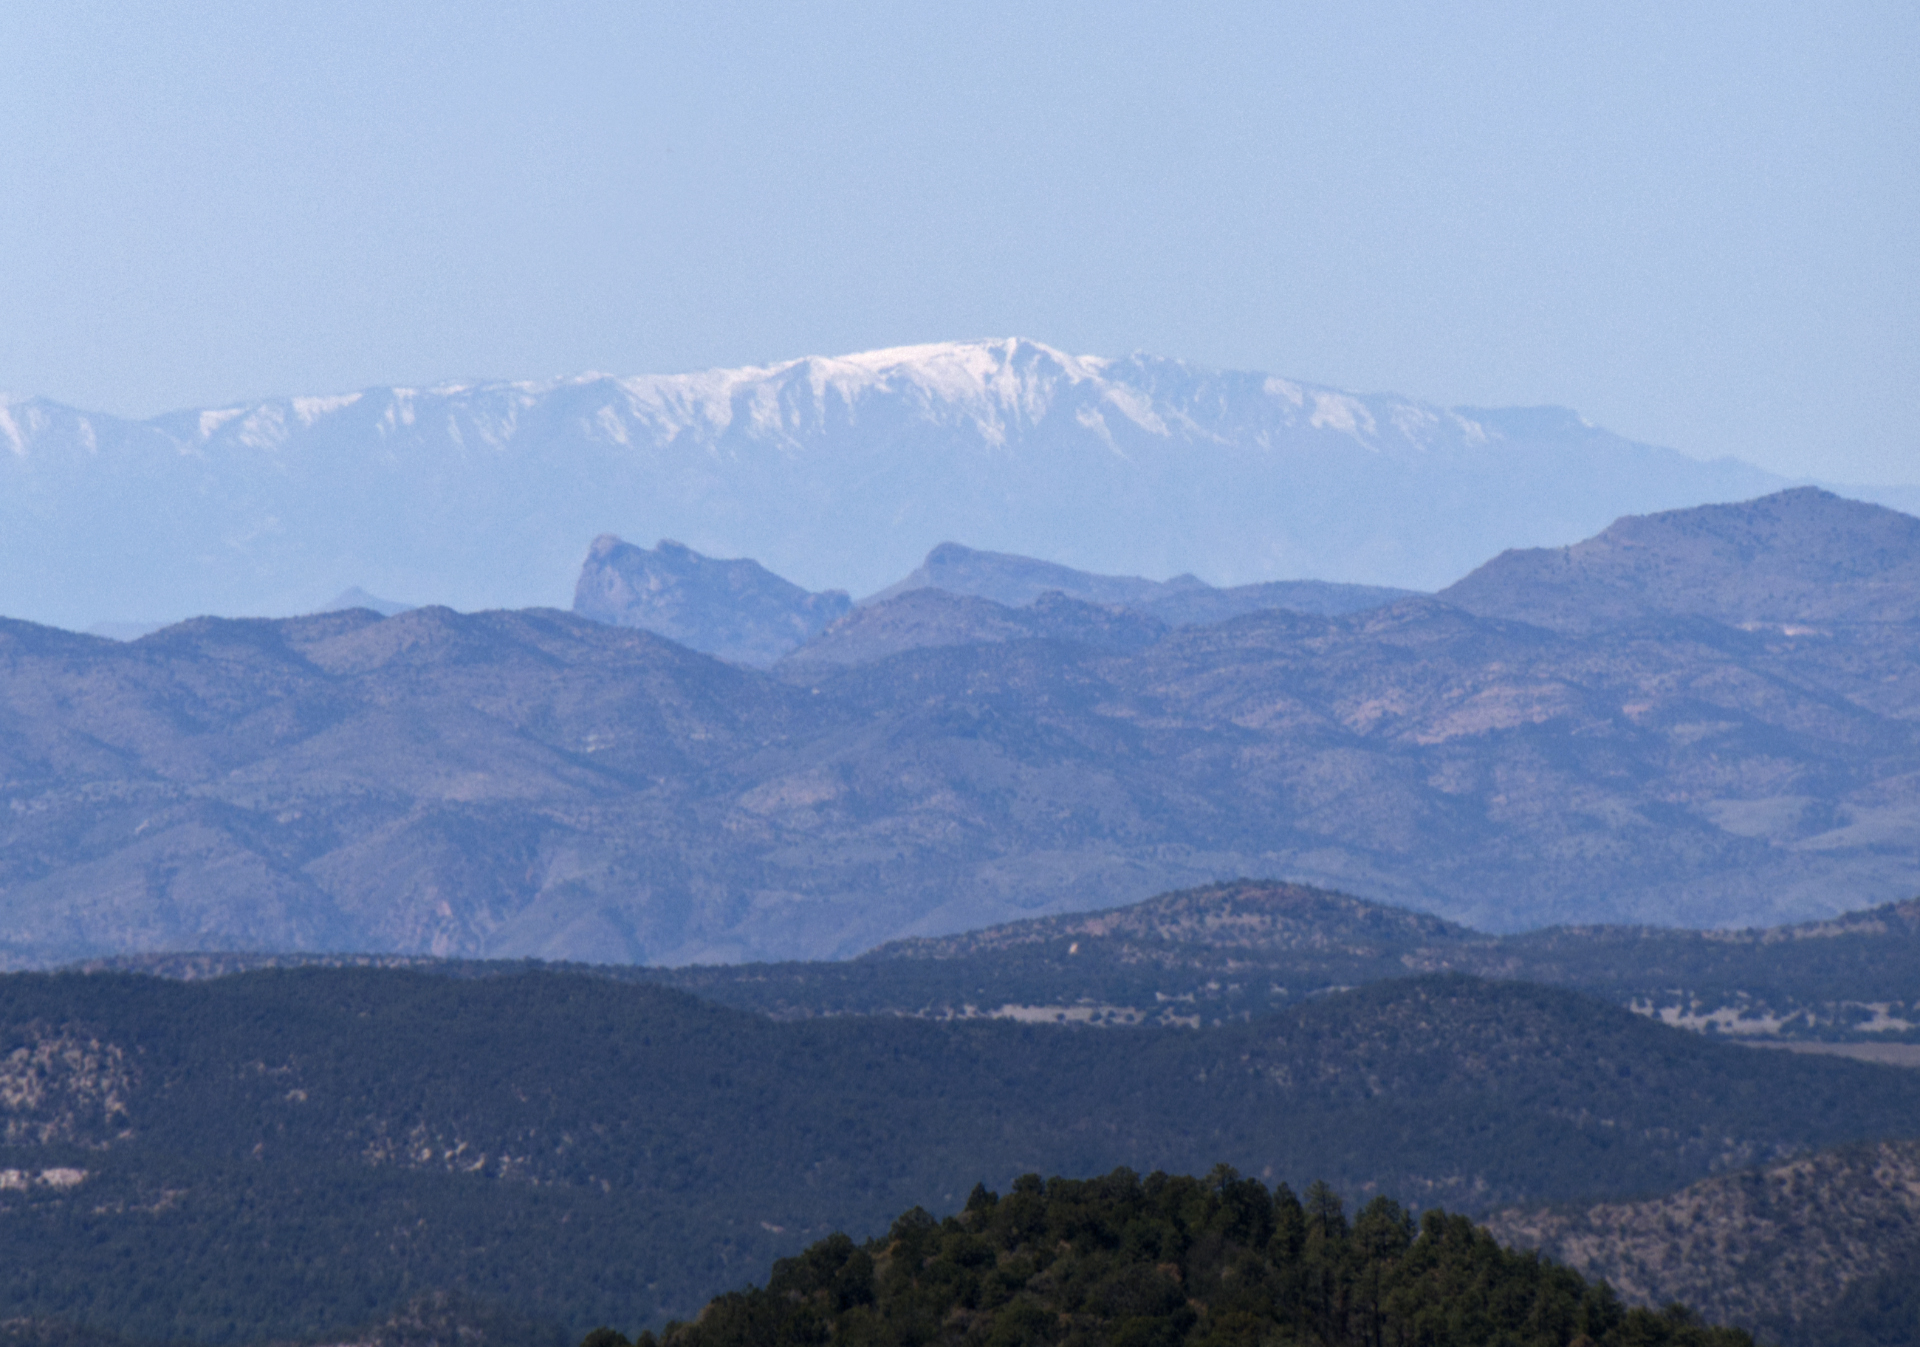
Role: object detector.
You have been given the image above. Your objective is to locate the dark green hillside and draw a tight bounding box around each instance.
[2,969,1917,1343]
[90,880,1920,1043]
[646,1168,1750,1347]
[1805,1250,1920,1347]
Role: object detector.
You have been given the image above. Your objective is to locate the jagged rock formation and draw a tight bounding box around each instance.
[573,535,850,666]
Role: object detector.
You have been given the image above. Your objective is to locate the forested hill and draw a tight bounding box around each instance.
[631,1169,1752,1347]
[618,880,1920,1043]
[92,879,1920,1043]
[1490,1139,1920,1347]
[4,968,1918,1342]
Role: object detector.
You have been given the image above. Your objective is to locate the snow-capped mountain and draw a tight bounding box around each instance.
[1,338,1897,629]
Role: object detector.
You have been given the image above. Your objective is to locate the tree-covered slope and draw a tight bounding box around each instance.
[95,879,1920,1046]
[639,1168,1751,1347]
[3,969,1918,1342]
[1489,1139,1920,1347]
[630,880,1920,1047]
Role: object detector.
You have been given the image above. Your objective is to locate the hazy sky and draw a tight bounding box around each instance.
[1,2,1913,483]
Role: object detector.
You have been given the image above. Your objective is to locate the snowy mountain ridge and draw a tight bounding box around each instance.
[1,337,1906,630]
[4,338,1501,463]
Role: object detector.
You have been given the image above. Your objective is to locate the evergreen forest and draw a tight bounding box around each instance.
[617,1168,1750,1347]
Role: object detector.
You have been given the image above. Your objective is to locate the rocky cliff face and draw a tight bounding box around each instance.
[572,535,850,666]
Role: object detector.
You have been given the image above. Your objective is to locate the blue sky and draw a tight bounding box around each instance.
[1,1,1913,483]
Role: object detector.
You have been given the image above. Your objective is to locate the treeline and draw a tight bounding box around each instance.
[603,1168,1748,1347]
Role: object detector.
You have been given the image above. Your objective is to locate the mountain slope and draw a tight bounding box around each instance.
[1488,1139,1920,1346]
[7,488,1920,965]
[865,541,1415,620]
[777,589,1168,671]
[0,339,1848,629]
[1442,487,1920,630]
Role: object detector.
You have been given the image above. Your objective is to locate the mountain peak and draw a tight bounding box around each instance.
[1442,487,1920,629]
[6,339,1889,629]
[572,536,850,666]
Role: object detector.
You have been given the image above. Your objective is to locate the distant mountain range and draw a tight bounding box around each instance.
[1442,485,1920,629]
[3,487,1919,965]
[6,338,1914,629]
[572,537,1411,667]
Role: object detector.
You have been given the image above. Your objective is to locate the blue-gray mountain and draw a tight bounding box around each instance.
[5,339,1907,631]
[573,536,851,667]
[864,541,1419,621]
[573,538,1413,667]
[1,488,1917,967]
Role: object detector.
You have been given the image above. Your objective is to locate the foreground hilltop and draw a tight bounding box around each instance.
[647,1169,1750,1347]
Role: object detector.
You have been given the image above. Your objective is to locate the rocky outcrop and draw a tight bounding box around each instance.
[573,535,850,666]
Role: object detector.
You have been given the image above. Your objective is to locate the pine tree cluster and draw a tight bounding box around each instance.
[593,1168,1751,1347]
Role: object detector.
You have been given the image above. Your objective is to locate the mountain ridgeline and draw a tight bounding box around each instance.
[575,539,1412,667]
[1440,486,1920,630]
[6,487,1920,966]
[9,338,1880,630]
